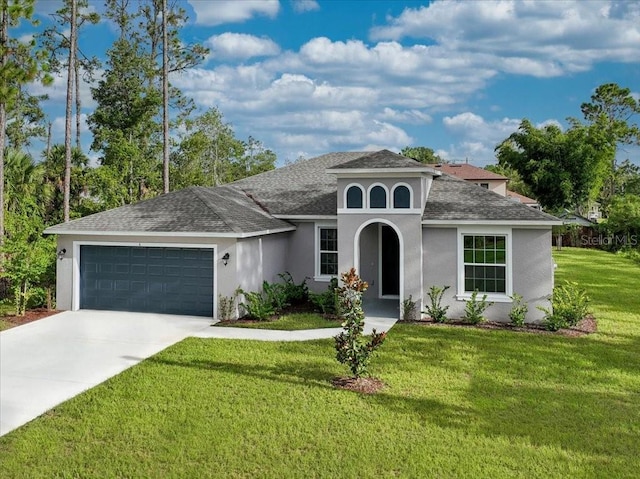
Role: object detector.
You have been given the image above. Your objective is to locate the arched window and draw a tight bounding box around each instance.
[393,185,411,208]
[346,185,363,208]
[369,185,387,208]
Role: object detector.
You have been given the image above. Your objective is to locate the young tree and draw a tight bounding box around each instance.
[0,0,52,242]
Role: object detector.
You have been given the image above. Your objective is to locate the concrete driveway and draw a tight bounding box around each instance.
[0,310,213,437]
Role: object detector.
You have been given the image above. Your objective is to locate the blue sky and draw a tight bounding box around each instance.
[25,0,640,167]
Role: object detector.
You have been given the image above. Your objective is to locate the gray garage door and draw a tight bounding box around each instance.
[80,245,214,317]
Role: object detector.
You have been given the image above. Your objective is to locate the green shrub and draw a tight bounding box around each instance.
[539,281,590,331]
[277,272,309,305]
[401,295,417,321]
[463,291,492,324]
[334,268,386,378]
[508,293,528,326]
[309,278,339,315]
[239,290,275,321]
[619,248,640,266]
[262,280,289,313]
[423,285,450,322]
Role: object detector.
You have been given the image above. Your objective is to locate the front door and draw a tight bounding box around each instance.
[380,225,400,296]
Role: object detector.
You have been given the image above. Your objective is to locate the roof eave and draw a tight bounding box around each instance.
[421,219,562,227]
[42,226,297,239]
[326,167,441,177]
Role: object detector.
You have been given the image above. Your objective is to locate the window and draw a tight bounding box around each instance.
[463,235,506,293]
[318,227,338,276]
[479,183,489,189]
[369,185,387,208]
[393,185,411,208]
[346,185,363,208]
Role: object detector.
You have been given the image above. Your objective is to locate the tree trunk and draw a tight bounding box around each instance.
[0,4,8,245]
[63,0,77,223]
[46,121,52,159]
[75,54,81,150]
[161,0,169,193]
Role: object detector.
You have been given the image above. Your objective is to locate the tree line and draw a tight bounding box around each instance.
[0,0,277,314]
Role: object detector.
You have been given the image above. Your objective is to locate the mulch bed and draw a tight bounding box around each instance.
[332,376,385,394]
[217,302,339,325]
[411,314,597,337]
[1,308,60,330]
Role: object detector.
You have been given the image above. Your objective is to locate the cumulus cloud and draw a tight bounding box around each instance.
[291,0,319,13]
[206,33,280,60]
[370,0,640,77]
[189,0,279,26]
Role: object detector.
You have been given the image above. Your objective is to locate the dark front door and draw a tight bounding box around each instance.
[381,225,400,296]
[80,245,214,317]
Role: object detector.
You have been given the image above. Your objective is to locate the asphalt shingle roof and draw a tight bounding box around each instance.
[45,150,557,235]
[423,175,557,222]
[428,163,509,181]
[44,185,292,235]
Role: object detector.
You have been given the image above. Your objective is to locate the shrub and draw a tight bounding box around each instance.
[218,289,240,321]
[508,293,528,326]
[401,295,417,321]
[463,291,492,324]
[539,281,590,331]
[262,280,289,313]
[278,272,309,305]
[423,285,450,323]
[309,277,339,315]
[239,290,275,321]
[334,268,386,378]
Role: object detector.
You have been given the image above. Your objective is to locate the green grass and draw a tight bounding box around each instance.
[1,248,639,477]
[217,312,342,330]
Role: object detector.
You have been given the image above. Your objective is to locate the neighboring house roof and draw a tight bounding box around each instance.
[427,163,508,181]
[506,190,539,206]
[45,149,559,236]
[423,175,558,223]
[556,211,596,227]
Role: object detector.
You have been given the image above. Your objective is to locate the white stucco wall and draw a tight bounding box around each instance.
[422,227,553,323]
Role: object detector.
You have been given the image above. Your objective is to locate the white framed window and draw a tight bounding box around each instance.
[368,183,388,209]
[345,184,364,208]
[457,227,512,302]
[392,184,412,208]
[315,224,338,280]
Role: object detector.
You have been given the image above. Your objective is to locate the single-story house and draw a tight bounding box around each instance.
[45,150,561,322]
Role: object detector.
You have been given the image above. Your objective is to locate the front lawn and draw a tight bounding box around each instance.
[1,248,639,477]
[216,312,342,330]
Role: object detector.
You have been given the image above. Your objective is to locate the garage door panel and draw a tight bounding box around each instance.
[80,245,214,317]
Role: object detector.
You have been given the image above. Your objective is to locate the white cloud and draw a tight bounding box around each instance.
[51,113,90,138]
[441,112,528,165]
[291,0,319,13]
[370,0,640,77]
[206,33,280,60]
[189,0,280,26]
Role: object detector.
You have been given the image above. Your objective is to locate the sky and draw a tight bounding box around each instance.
[21,0,640,167]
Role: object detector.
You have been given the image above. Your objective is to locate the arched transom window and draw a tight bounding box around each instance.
[346,185,364,208]
[393,185,411,208]
[369,185,387,208]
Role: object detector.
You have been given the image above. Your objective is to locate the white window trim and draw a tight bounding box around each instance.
[391,182,413,209]
[367,183,390,209]
[72,241,218,317]
[344,183,366,209]
[314,223,338,282]
[456,226,513,303]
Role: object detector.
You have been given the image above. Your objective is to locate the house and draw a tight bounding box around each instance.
[429,163,541,209]
[44,150,560,322]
